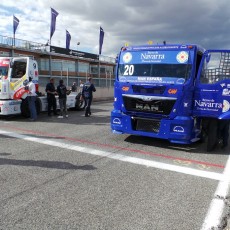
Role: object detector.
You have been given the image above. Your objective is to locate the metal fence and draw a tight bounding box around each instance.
[0,34,116,64]
[0,34,116,88]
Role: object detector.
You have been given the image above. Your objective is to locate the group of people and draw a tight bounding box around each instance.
[26,77,96,121]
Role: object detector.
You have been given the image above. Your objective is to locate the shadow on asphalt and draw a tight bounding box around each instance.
[0,157,97,170]
[124,135,230,155]
[1,107,111,126]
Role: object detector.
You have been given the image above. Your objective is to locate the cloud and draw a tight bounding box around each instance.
[0,0,230,57]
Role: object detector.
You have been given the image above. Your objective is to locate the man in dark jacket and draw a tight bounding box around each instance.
[46,78,58,116]
[57,79,68,118]
[82,77,96,117]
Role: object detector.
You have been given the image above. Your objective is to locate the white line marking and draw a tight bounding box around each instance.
[201,154,230,229]
[0,129,224,182]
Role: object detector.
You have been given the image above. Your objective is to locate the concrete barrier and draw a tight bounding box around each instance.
[93,87,114,101]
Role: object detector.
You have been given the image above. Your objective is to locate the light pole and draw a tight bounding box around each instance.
[77,42,80,80]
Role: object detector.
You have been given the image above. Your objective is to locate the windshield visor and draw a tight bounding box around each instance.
[118,50,193,84]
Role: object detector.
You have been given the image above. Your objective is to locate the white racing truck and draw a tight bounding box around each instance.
[0,56,85,117]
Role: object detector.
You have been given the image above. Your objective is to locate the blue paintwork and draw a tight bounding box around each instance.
[111,44,230,144]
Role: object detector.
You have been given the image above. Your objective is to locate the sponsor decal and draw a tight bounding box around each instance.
[184,102,188,107]
[173,126,185,133]
[201,89,218,92]
[176,51,189,63]
[9,101,21,105]
[176,78,185,84]
[194,99,222,112]
[13,87,29,100]
[221,83,226,88]
[0,59,10,66]
[222,88,230,96]
[223,100,230,113]
[3,84,7,93]
[122,86,129,91]
[123,52,132,63]
[11,75,27,91]
[168,89,177,94]
[113,118,121,125]
[141,51,165,62]
[3,106,10,111]
[138,77,162,81]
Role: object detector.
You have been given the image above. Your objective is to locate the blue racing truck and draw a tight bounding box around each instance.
[111,44,230,151]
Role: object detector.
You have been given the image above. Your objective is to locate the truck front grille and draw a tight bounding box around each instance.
[132,85,165,95]
[123,96,176,115]
[132,117,160,133]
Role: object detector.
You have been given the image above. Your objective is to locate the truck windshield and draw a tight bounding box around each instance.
[0,66,8,77]
[118,50,193,84]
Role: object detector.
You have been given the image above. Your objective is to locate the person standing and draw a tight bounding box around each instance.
[46,78,58,116]
[79,80,84,90]
[27,77,37,121]
[82,77,96,117]
[57,79,68,118]
[71,82,77,92]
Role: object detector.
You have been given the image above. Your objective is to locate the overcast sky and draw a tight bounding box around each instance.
[0,0,230,58]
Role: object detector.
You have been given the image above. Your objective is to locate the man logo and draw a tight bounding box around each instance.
[113,118,121,125]
[173,126,185,133]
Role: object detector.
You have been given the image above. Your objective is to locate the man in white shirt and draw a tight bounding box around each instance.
[27,77,37,121]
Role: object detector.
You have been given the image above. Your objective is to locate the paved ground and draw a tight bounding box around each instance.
[0,101,230,229]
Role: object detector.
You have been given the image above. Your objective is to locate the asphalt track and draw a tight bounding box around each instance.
[0,101,230,229]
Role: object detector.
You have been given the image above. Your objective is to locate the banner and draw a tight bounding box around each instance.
[66,30,71,50]
[99,26,104,55]
[13,16,19,35]
[50,46,99,60]
[50,8,59,39]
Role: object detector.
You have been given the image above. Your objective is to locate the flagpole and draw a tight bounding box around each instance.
[49,7,59,77]
[99,26,104,87]
[12,15,19,57]
[12,33,15,57]
[98,56,100,86]
[49,9,52,77]
[49,37,52,77]
[13,33,15,47]
[76,42,80,79]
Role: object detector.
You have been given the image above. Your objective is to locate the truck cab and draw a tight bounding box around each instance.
[111,44,230,150]
[193,50,230,150]
[0,56,85,117]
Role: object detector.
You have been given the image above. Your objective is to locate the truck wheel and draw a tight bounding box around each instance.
[75,93,86,111]
[21,98,30,118]
[207,118,218,152]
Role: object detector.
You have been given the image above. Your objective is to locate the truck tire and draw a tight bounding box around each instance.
[75,92,86,111]
[207,118,218,152]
